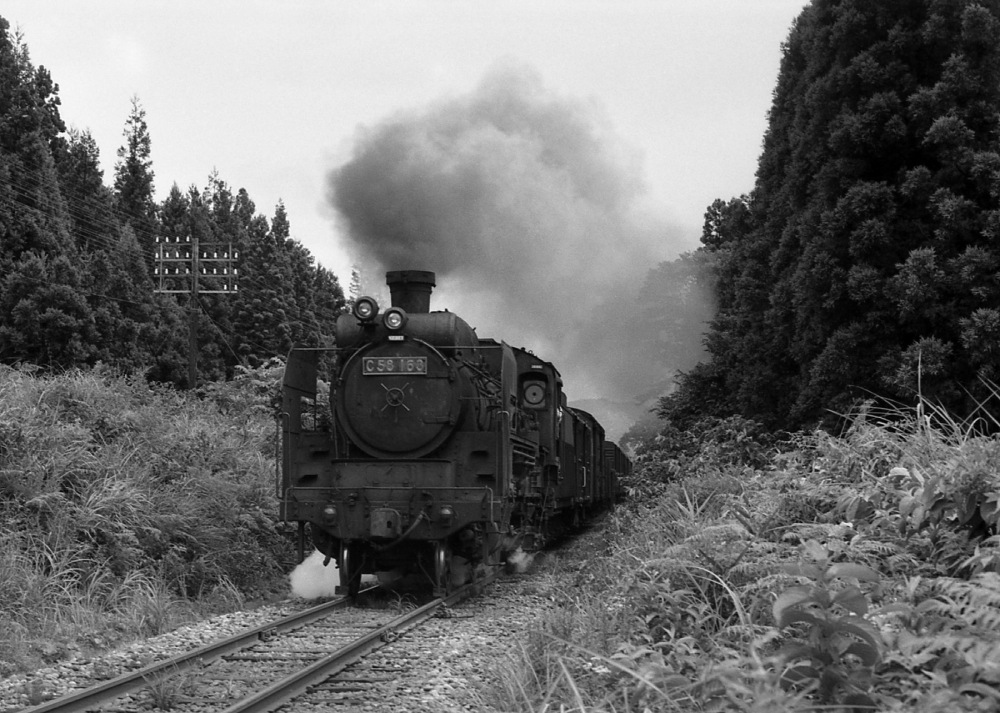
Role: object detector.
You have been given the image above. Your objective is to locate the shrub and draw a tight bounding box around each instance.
[0,364,293,673]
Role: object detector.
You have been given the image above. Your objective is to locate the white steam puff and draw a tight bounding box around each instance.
[289,549,340,599]
[328,62,691,403]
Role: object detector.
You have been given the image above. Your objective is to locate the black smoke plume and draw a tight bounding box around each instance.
[328,63,701,427]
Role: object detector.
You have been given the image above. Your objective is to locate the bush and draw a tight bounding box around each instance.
[0,364,293,673]
[489,396,1000,712]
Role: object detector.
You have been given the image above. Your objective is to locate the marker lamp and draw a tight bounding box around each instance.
[353,297,379,322]
[383,307,408,331]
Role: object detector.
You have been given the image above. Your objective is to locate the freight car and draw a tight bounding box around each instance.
[278,270,630,596]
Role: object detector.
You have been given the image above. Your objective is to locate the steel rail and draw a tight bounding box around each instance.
[20,590,370,713]
[221,569,500,713]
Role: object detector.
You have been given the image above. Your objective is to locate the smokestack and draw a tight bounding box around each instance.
[386,270,436,313]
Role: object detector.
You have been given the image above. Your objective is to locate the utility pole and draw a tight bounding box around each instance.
[154,235,238,388]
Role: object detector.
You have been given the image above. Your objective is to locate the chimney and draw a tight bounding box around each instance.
[386,270,436,314]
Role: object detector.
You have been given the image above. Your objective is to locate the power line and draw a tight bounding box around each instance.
[0,147,345,370]
[2,145,210,252]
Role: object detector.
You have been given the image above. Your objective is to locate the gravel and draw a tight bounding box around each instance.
[0,523,607,713]
[0,601,318,712]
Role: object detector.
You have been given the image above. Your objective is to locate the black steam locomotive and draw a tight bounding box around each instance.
[279,270,630,596]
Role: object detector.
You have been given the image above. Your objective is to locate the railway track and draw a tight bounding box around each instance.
[19,571,498,713]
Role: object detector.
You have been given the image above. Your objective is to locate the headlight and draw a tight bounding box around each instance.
[383,307,408,331]
[523,381,546,405]
[353,296,379,322]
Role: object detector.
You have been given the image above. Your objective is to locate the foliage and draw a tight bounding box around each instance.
[486,395,1000,712]
[773,540,882,710]
[671,0,1000,431]
[113,96,158,270]
[0,18,346,383]
[0,365,294,674]
[625,415,778,495]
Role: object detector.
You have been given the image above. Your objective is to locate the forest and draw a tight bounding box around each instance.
[656,0,1000,433]
[5,1,1000,434]
[0,17,345,387]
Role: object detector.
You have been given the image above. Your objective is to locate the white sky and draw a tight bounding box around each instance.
[5,1,808,285]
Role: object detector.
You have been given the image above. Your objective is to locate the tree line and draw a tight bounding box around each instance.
[0,18,345,386]
[655,0,1000,432]
[12,2,998,435]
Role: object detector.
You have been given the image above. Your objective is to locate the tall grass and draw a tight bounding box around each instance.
[0,364,293,675]
[483,395,1000,712]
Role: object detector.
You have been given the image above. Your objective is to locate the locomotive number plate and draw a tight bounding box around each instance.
[363,356,428,375]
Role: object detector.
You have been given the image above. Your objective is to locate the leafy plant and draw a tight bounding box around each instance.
[877,573,1000,709]
[772,540,882,710]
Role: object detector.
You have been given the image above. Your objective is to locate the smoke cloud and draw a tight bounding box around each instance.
[328,63,700,424]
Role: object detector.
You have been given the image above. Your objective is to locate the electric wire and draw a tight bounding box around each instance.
[1,148,345,362]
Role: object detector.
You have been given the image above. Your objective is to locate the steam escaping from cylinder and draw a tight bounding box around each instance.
[289,550,340,599]
[506,548,535,574]
[328,62,704,421]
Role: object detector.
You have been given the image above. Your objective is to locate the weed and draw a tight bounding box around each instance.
[772,539,882,709]
[23,678,49,706]
[0,366,294,674]
[143,664,197,710]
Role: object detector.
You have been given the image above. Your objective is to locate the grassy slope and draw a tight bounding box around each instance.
[0,364,294,675]
[487,410,1000,712]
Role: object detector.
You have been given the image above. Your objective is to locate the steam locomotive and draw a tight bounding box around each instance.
[279,270,630,596]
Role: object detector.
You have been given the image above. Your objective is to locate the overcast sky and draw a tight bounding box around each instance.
[5,1,808,285]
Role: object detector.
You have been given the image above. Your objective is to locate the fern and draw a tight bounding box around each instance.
[879,572,1000,702]
[929,573,1000,629]
[780,522,851,545]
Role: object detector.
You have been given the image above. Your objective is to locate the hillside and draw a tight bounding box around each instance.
[493,406,1000,711]
[0,364,293,675]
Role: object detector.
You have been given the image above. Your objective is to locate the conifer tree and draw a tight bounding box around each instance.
[0,19,94,368]
[670,0,1000,429]
[113,96,158,271]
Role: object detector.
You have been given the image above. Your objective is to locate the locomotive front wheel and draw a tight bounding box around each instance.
[337,541,362,598]
[433,540,452,598]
